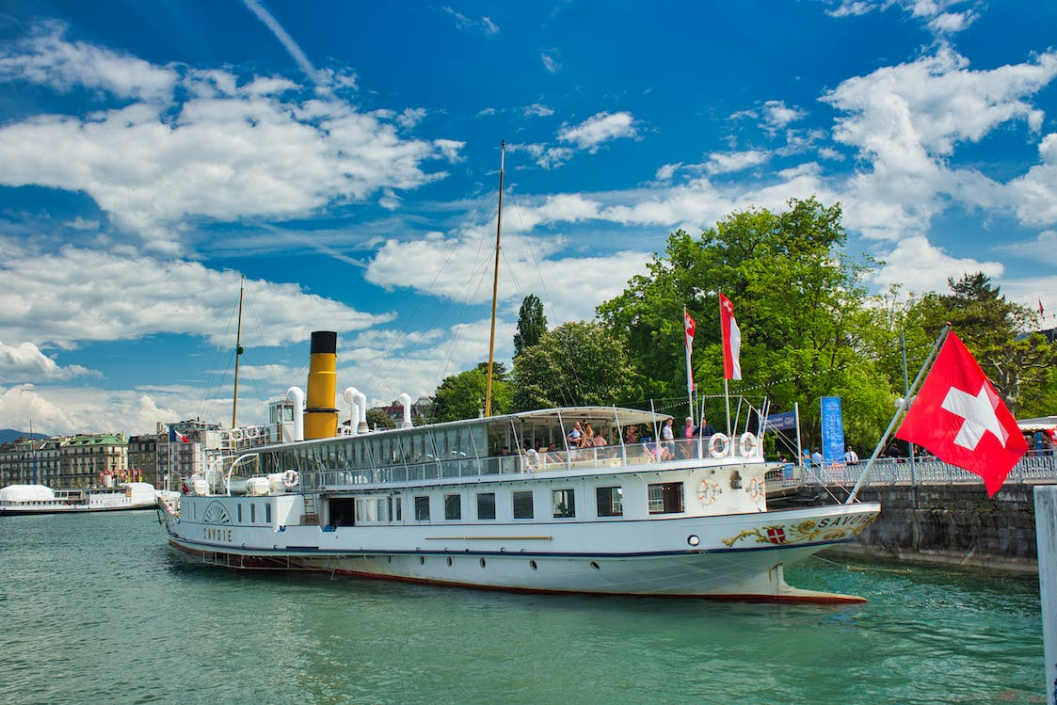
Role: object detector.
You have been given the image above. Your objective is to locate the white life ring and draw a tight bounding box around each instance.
[739,432,758,458]
[246,426,258,439]
[709,433,730,458]
[749,477,766,501]
[230,428,243,442]
[697,480,721,504]
[281,470,300,489]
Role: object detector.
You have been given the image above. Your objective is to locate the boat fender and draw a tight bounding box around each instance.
[739,432,758,458]
[749,477,766,501]
[282,470,300,489]
[709,433,730,458]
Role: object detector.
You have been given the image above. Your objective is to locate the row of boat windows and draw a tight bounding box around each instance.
[337,481,685,526]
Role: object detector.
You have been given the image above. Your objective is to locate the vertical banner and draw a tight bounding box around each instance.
[820,396,846,467]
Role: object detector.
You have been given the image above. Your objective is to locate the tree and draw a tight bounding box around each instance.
[511,321,640,411]
[431,363,512,422]
[513,294,548,358]
[911,272,1056,415]
[366,408,396,430]
[597,197,894,450]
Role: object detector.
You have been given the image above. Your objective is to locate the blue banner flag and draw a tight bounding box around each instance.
[764,411,797,433]
[820,396,846,467]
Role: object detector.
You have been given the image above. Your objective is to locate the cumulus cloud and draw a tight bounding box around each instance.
[0,341,98,383]
[541,50,561,74]
[870,235,1004,292]
[0,20,176,100]
[0,22,462,249]
[705,150,769,175]
[822,46,1057,241]
[558,112,640,152]
[0,241,393,350]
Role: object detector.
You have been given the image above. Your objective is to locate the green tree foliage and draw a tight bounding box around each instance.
[911,272,1056,415]
[511,321,639,411]
[598,197,894,449]
[513,294,548,357]
[366,408,396,430]
[432,362,512,422]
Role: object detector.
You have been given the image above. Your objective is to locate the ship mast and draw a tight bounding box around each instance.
[232,277,245,428]
[484,141,505,418]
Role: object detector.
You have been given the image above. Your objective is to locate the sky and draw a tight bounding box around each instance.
[0,0,1055,437]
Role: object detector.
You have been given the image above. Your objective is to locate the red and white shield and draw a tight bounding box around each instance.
[766,527,786,544]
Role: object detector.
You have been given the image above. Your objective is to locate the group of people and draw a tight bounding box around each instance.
[566,421,609,449]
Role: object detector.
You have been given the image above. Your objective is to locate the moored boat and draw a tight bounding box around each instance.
[158,331,881,603]
[1,481,176,515]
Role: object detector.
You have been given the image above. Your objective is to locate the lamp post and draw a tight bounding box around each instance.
[900,330,917,509]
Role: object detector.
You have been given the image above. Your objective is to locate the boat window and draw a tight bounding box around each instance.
[250,503,256,523]
[392,495,402,522]
[356,496,390,523]
[476,492,496,520]
[444,494,462,521]
[238,503,243,523]
[513,490,534,519]
[648,482,684,515]
[596,486,623,517]
[414,495,430,521]
[552,488,575,518]
[265,503,272,524]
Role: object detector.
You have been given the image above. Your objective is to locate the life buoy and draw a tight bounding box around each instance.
[739,432,758,458]
[709,433,730,458]
[246,426,258,439]
[281,470,299,489]
[696,479,721,504]
[230,428,243,442]
[749,477,766,501]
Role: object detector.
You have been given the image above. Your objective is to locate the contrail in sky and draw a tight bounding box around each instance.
[242,0,326,89]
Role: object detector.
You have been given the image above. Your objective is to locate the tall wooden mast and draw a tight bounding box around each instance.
[483,141,505,418]
[232,277,245,428]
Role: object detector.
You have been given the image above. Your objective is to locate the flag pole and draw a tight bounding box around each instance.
[846,323,952,504]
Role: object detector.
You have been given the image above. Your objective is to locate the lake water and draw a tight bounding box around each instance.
[0,511,1044,704]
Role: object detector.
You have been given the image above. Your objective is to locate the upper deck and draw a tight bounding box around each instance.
[218,406,765,491]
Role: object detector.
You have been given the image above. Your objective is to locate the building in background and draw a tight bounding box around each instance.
[58,433,129,488]
[128,435,158,486]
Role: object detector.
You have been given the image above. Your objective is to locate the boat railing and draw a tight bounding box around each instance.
[299,436,761,490]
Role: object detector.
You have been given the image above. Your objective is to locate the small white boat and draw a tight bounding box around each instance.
[0,482,175,515]
[158,331,881,603]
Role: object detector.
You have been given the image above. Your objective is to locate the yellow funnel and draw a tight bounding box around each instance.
[304,331,338,440]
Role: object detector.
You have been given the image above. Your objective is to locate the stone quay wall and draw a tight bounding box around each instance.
[820,482,1045,572]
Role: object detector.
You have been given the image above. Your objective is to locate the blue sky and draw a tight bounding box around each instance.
[0,0,1055,436]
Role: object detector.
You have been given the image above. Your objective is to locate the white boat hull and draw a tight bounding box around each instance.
[161,495,879,603]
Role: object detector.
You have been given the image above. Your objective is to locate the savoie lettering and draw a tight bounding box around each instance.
[816,514,872,529]
[204,527,233,542]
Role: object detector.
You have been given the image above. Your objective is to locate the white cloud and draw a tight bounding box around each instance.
[869,235,1004,292]
[0,25,462,249]
[705,150,769,175]
[761,100,806,132]
[524,103,555,118]
[541,50,561,74]
[0,20,176,101]
[558,112,640,153]
[822,46,1057,241]
[0,241,392,350]
[0,341,98,382]
[442,7,500,35]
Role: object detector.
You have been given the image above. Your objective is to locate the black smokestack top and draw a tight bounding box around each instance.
[311,331,337,355]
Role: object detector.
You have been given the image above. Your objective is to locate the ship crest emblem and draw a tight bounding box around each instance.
[766,527,786,544]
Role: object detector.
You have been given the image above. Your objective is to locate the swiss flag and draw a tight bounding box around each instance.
[719,293,741,380]
[895,332,1027,496]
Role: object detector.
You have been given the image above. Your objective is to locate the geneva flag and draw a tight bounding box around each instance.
[719,293,741,380]
[895,332,1027,496]
[684,308,696,394]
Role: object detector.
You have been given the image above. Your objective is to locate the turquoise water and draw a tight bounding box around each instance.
[0,511,1044,705]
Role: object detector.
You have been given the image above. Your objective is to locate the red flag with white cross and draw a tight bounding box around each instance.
[895,332,1027,496]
